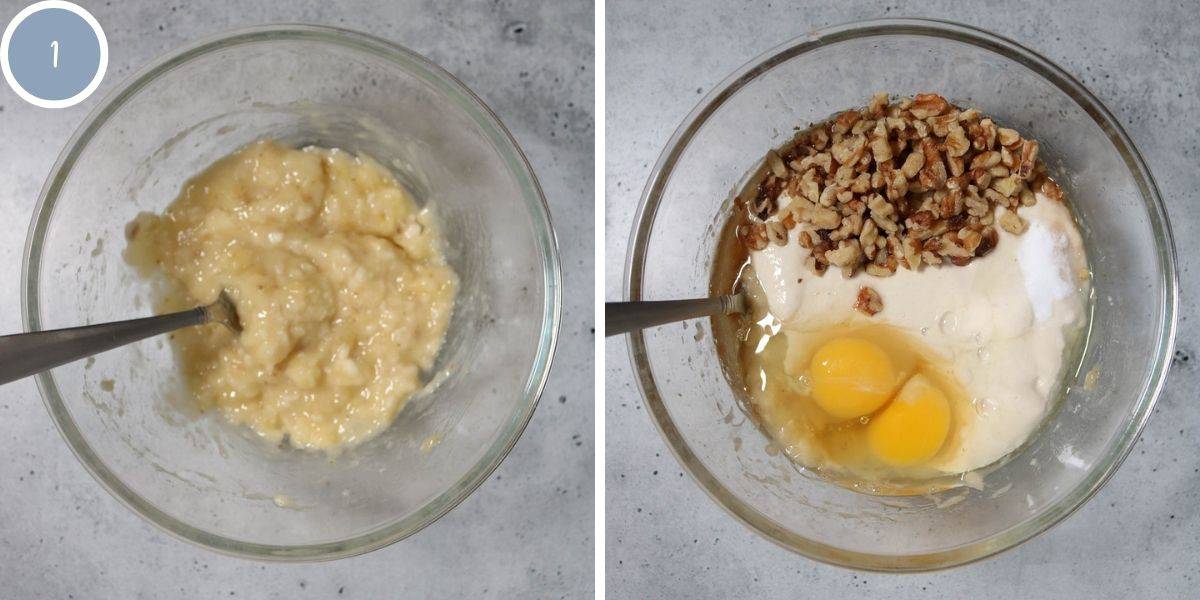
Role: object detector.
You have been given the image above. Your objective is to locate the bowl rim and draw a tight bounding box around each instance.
[21,23,562,561]
[624,17,1178,572]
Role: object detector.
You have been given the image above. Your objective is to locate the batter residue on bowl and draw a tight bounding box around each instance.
[126,140,458,451]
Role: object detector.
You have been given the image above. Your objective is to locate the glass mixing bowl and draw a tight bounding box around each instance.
[625,19,1176,571]
[22,25,560,560]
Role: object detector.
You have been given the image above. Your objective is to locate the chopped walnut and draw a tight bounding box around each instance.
[944,122,969,157]
[1017,140,1039,180]
[900,151,925,178]
[765,220,788,245]
[738,93,1063,277]
[826,239,864,268]
[831,135,867,165]
[998,209,1027,234]
[1038,176,1064,202]
[997,127,1020,147]
[865,263,894,277]
[854,286,884,316]
[867,92,889,117]
[805,205,842,229]
[909,93,949,119]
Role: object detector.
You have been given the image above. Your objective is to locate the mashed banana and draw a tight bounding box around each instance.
[126,140,457,450]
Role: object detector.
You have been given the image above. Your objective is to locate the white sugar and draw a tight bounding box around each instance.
[1018,215,1074,323]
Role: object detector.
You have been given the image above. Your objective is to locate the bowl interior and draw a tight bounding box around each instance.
[26,28,557,557]
[628,22,1173,570]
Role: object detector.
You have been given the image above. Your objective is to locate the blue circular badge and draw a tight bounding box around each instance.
[2,1,107,108]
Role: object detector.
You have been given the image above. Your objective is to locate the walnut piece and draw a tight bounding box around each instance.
[998,209,1027,234]
[854,286,884,316]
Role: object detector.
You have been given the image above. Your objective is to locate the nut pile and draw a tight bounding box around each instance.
[736,93,1064,277]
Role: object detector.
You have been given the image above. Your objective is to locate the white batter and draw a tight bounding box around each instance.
[748,193,1090,474]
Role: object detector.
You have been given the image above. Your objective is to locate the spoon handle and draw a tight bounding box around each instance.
[605,295,742,337]
[0,307,208,386]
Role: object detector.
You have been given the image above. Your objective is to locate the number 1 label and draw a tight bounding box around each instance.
[2,0,108,108]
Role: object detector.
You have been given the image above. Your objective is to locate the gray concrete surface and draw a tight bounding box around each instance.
[606,1,1199,597]
[0,1,592,597]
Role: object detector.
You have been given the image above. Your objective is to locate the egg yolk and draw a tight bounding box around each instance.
[867,374,951,466]
[809,337,899,420]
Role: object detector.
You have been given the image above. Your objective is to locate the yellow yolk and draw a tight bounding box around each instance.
[867,374,951,466]
[809,337,899,420]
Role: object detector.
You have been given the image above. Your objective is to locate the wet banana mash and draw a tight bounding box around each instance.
[126,140,458,450]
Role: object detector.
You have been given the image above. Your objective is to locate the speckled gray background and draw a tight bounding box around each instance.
[606,0,1195,597]
[0,1,592,597]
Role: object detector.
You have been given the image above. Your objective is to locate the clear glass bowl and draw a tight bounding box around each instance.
[23,25,560,560]
[625,18,1176,571]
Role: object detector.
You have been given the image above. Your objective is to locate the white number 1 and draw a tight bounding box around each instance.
[50,40,58,68]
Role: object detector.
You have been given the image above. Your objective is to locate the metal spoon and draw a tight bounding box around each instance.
[605,292,745,337]
[0,291,241,385]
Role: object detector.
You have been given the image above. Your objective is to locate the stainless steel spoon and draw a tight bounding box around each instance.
[605,292,745,337]
[0,291,241,385]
